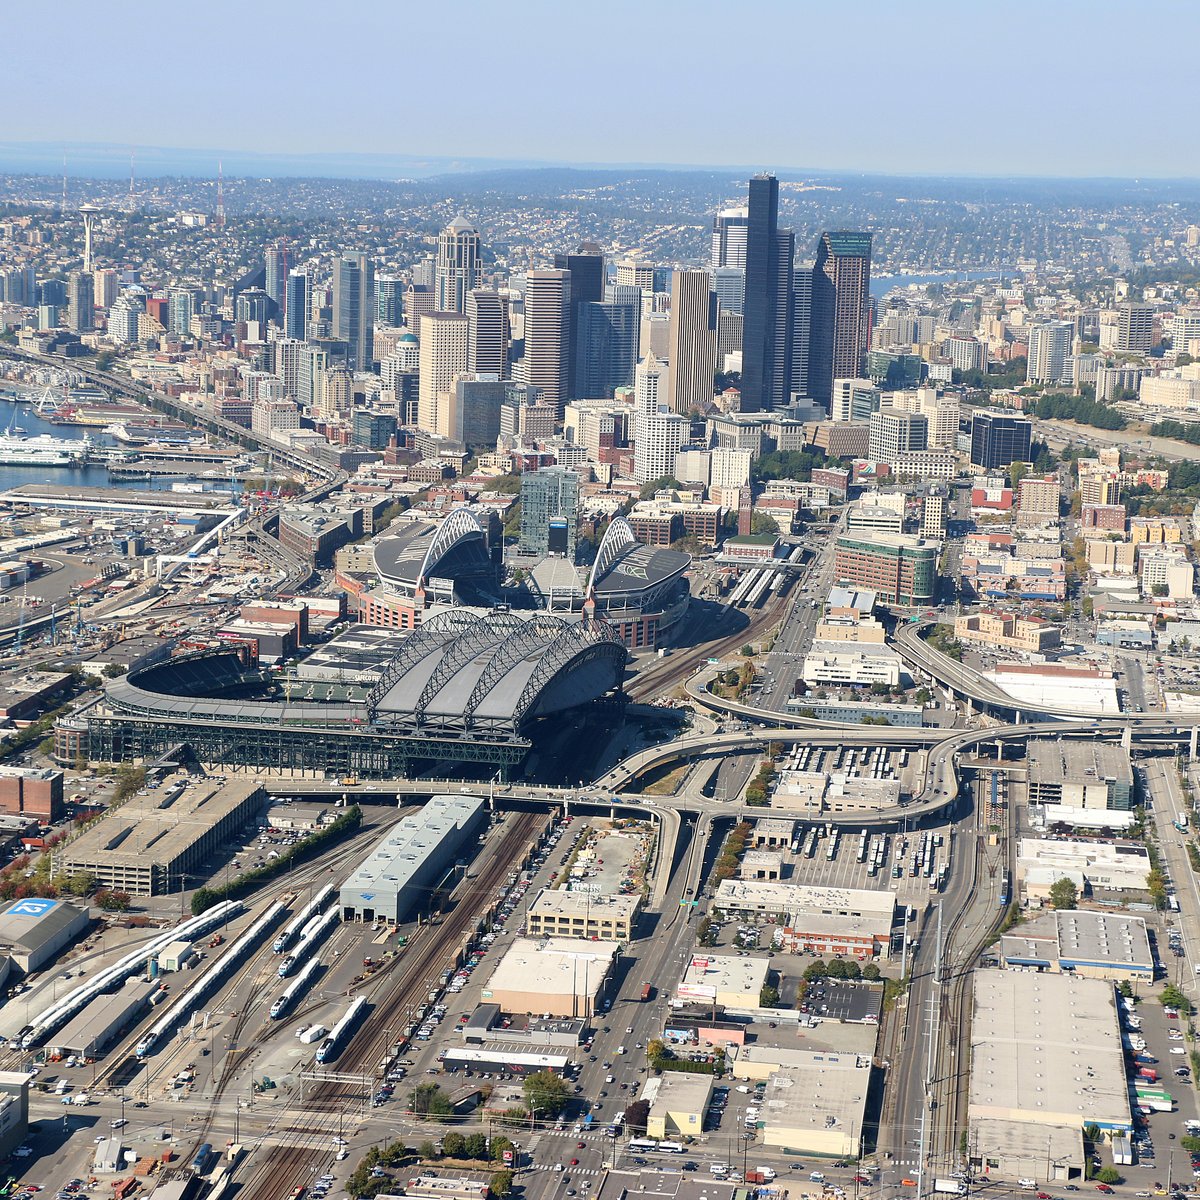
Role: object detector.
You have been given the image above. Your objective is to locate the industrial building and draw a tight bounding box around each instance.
[967,970,1130,1182]
[758,1053,872,1159]
[0,765,63,823]
[481,937,619,1018]
[0,1072,29,1162]
[643,1072,714,1140]
[340,794,486,925]
[1000,910,1152,982]
[0,897,91,973]
[49,979,161,1058]
[55,777,264,896]
[525,890,641,942]
[1026,740,1134,814]
[676,953,770,1010]
[1015,838,1152,899]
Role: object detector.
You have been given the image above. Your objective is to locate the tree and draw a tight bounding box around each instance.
[759,984,780,1008]
[640,476,683,500]
[60,871,97,897]
[1047,877,1078,910]
[624,1099,650,1135]
[409,1083,452,1118]
[803,960,827,981]
[1095,1168,1121,1185]
[418,1140,439,1161]
[1162,984,1192,1015]
[1117,980,1133,1000]
[489,1136,515,1164]
[862,963,882,981]
[441,1133,466,1159]
[522,1069,569,1117]
[101,663,127,679]
[489,1170,515,1198]
[463,1133,488,1160]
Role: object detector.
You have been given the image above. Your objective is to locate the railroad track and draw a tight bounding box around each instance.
[626,588,794,704]
[236,810,545,1200]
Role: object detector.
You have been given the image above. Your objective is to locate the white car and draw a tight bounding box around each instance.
[1171,1047,1188,1055]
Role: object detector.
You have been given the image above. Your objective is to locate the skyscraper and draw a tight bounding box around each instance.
[404,283,434,336]
[417,312,469,436]
[575,294,639,399]
[666,269,718,414]
[520,466,580,559]
[711,206,750,270]
[790,261,814,400]
[1116,303,1154,353]
[264,243,287,311]
[969,411,1032,471]
[741,174,792,411]
[554,243,605,400]
[523,269,571,417]
[376,275,405,327]
[435,217,481,314]
[810,231,873,406]
[466,289,510,378]
[333,252,374,371]
[1026,321,1073,385]
[713,267,746,316]
[167,288,193,337]
[284,271,308,342]
[67,271,94,333]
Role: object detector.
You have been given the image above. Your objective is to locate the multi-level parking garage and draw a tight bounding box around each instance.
[66,609,627,778]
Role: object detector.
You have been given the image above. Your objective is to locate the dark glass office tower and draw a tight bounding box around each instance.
[741,174,792,412]
[284,271,308,341]
[576,296,639,398]
[555,243,606,399]
[810,231,873,406]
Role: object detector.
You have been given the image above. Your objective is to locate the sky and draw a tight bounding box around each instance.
[5,0,1197,179]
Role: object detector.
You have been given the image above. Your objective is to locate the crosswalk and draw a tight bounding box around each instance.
[530,1164,603,1177]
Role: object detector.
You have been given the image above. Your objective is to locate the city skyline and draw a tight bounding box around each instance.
[5,0,1200,180]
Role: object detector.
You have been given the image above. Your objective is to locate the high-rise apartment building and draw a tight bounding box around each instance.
[1026,321,1073,385]
[466,289,509,379]
[167,288,193,338]
[741,174,789,412]
[417,312,469,436]
[666,270,717,415]
[790,261,814,401]
[520,466,580,559]
[1116,303,1154,354]
[376,275,406,327]
[435,217,481,314]
[284,271,308,341]
[575,295,639,399]
[810,231,873,406]
[523,269,571,417]
[67,271,94,333]
[93,268,119,311]
[711,206,750,270]
[264,244,287,311]
[970,411,1032,470]
[333,252,373,372]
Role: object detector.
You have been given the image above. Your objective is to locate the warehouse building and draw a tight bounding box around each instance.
[1026,740,1135,814]
[1000,911,1152,983]
[525,890,641,942]
[341,794,486,925]
[967,970,1130,1182]
[49,979,161,1059]
[676,953,770,1011]
[1015,838,1151,899]
[0,897,90,974]
[643,1072,714,1140]
[0,766,63,823]
[758,1053,872,1159]
[481,937,619,1018]
[0,1072,29,1162]
[55,777,264,896]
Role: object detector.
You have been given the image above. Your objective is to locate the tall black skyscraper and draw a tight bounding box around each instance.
[284,271,308,341]
[555,243,606,399]
[740,174,792,411]
[575,294,639,399]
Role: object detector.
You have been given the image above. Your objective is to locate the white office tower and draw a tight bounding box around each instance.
[634,353,688,483]
[418,312,469,436]
[711,206,750,270]
[1026,321,1074,385]
[666,269,718,414]
[435,216,481,314]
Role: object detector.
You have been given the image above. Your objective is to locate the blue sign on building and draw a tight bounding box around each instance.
[7,898,58,918]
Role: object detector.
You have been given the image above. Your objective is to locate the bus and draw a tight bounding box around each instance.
[628,1138,685,1154]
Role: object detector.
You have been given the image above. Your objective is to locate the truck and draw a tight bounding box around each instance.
[933,1181,968,1196]
[640,982,654,1002]
[297,1024,327,1045]
[1111,1133,1133,1167]
[1138,1067,1158,1083]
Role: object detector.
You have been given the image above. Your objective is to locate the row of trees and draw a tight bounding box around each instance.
[711,820,752,885]
[1032,392,1127,431]
[345,1128,516,1199]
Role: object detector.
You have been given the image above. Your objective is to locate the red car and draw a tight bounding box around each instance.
[1095,1186,1114,1194]
[577,1141,586,1148]
[571,1158,579,1166]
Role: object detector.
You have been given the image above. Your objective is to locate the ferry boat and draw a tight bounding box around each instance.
[0,433,88,467]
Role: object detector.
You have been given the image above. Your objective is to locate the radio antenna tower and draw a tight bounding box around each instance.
[128,151,136,210]
[216,160,226,229]
[61,151,67,215]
